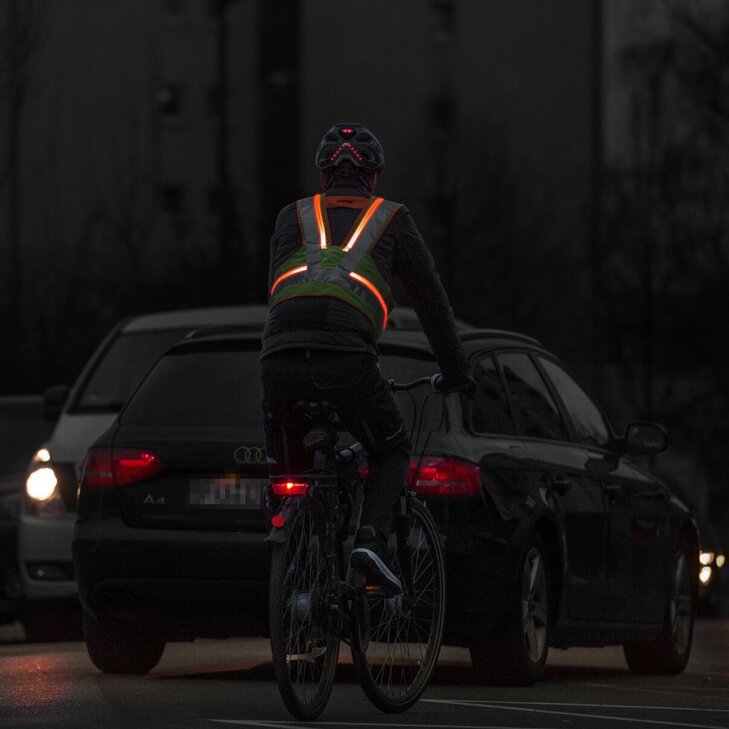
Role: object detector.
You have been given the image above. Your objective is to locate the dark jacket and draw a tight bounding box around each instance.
[262,186,468,382]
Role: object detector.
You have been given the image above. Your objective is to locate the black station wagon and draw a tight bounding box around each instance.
[73,328,698,683]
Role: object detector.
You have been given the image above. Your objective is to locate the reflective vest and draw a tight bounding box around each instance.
[269,194,402,334]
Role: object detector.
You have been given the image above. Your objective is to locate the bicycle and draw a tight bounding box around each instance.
[266,376,447,720]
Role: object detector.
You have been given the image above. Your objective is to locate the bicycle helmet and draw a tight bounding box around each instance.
[315,123,385,173]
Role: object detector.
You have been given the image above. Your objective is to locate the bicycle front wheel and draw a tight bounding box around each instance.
[351,498,446,712]
[269,505,340,720]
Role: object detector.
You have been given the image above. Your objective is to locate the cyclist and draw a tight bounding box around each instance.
[261,122,474,592]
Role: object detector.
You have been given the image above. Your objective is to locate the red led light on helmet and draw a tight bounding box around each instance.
[329,142,364,163]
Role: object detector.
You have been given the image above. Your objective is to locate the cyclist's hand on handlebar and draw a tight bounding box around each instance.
[430,373,477,399]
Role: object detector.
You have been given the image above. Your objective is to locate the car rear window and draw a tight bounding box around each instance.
[120,348,263,432]
[120,348,441,439]
[76,330,189,412]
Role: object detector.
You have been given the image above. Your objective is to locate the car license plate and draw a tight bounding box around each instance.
[189,478,265,508]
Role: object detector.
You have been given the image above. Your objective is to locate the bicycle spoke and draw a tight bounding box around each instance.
[353,501,445,711]
[270,506,339,720]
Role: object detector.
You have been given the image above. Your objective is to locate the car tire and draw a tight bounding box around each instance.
[623,536,696,675]
[83,610,165,674]
[470,533,550,686]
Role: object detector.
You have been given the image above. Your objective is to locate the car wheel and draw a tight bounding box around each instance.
[623,537,696,675]
[83,610,165,674]
[470,533,550,686]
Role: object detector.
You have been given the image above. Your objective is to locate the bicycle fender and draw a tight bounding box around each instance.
[264,497,301,545]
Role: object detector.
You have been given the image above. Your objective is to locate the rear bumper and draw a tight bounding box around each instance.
[18,512,77,600]
[73,517,270,638]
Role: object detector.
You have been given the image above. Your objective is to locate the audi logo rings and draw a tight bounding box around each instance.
[234,446,267,464]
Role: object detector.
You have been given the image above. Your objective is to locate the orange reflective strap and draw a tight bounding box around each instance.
[349,271,389,331]
[342,197,384,252]
[270,264,308,295]
[313,194,328,249]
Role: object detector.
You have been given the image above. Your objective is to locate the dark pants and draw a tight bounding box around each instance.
[260,349,410,536]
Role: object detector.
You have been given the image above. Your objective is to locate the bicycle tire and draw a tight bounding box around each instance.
[269,504,340,720]
[351,498,446,712]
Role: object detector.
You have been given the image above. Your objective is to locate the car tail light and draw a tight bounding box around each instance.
[408,456,481,497]
[271,480,310,496]
[82,447,165,488]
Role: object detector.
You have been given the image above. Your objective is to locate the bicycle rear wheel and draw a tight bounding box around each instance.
[269,505,340,720]
[351,499,446,712]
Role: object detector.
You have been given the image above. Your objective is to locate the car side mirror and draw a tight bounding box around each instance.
[622,421,669,456]
[42,385,70,423]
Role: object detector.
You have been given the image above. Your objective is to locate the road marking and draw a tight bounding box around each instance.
[583,681,729,698]
[210,722,552,729]
[447,700,729,714]
[423,699,726,728]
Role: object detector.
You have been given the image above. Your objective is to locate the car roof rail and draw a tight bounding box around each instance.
[184,324,263,340]
[460,329,542,346]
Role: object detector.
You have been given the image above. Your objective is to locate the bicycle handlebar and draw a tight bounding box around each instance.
[387,375,436,392]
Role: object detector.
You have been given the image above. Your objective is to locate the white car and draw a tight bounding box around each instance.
[18,306,268,639]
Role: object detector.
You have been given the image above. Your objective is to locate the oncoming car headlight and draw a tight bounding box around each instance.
[32,448,51,464]
[699,565,713,586]
[26,467,58,501]
[698,549,726,587]
[25,460,65,518]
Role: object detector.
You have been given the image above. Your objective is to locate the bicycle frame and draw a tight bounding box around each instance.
[267,375,447,719]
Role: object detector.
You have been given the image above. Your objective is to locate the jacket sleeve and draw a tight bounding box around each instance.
[392,208,469,382]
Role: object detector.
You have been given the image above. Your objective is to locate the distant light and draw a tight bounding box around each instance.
[26,468,58,501]
[699,565,713,585]
[699,551,715,566]
[157,87,173,104]
[33,448,51,463]
[716,554,726,569]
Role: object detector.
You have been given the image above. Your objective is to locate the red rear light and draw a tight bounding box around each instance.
[407,456,481,497]
[82,448,114,487]
[271,480,310,496]
[81,447,165,488]
[114,449,164,486]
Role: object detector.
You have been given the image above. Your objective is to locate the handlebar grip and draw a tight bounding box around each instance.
[388,376,435,392]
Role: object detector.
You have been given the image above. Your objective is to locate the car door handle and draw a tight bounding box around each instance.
[550,477,571,495]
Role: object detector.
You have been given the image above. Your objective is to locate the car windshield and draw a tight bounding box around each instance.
[75,330,190,413]
[120,347,442,441]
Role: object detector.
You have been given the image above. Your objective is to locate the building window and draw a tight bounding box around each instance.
[207,186,222,216]
[431,0,455,43]
[206,85,222,117]
[161,0,185,17]
[157,85,184,116]
[159,184,186,215]
[431,94,455,132]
